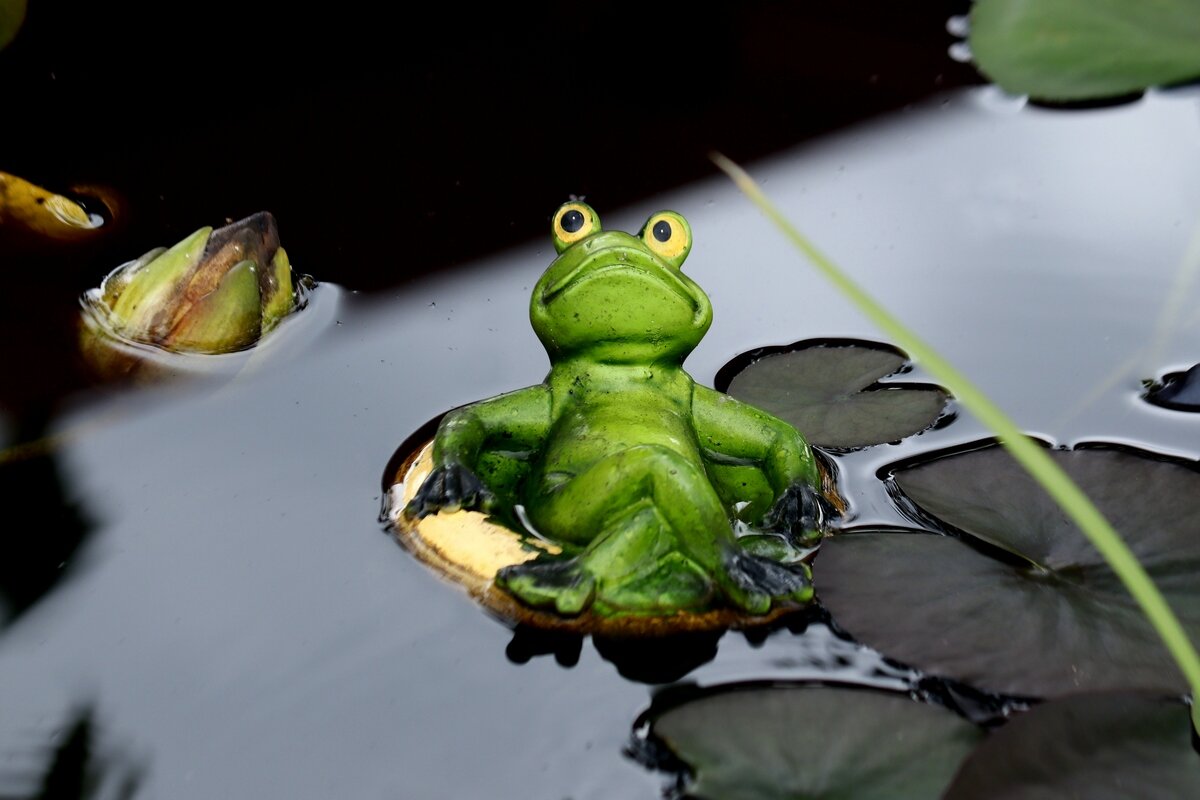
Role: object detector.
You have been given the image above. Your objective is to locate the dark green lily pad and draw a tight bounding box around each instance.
[816,444,1200,696]
[717,340,949,449]
[1146,363,1200,412]
[970,0,1200,101]
[648,684,983,800]
[943,692,1200,799]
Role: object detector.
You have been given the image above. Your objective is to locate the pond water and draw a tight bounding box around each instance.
[4,1,1200,790]
[1,81,1198,796]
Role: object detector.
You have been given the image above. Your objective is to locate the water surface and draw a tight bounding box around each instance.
[2,87,1199,797]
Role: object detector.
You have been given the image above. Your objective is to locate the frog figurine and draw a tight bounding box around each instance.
[405,202,830,618]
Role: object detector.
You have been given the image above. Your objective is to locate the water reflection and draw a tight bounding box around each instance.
[2,705,145,800]
[0,87,1197,797]
[0,415,93,632]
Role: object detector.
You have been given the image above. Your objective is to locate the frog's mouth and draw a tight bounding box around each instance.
[541,247,702,315]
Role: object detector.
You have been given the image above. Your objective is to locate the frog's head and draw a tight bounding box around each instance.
[530,202,713,364]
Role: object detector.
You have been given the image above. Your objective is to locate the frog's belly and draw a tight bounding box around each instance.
[536,402,703,483]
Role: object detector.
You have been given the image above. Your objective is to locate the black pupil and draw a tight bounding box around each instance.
[561,209,585,233]
[653,220,672,242]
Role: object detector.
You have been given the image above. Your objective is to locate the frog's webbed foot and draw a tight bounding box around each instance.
[495,558,597,617]
[763,481,835,547]
[720,549,813,615]
[405,463,496,519]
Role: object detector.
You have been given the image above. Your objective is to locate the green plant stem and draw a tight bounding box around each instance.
[713,153,1200,732]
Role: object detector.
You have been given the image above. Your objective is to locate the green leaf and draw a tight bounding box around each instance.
[108,227,212,339]
[0,0,26,51]
[943,692,1200,798]
[722,341,948,449]
[650,685,982,800]
[261,246,295,333]
[169,259,262,353]
[970,0,1200,100]
[816,445,1200,696]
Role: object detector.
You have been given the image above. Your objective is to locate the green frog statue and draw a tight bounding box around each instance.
[405,202,832,618]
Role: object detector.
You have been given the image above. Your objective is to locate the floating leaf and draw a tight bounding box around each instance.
[817,445,1200,696]
[969,0,1200,101]
[943,692,1200,798]
[649,684,982,800]
[1146,363,1200,411]
[719,340,948,449]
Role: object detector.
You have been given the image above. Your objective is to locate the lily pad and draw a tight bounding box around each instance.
[969,0,1200,101]
[943,692,1200,799]
[717,340,949,449]
[816,444,1200,696]
[647,684,983,800]
[1145,363,1200,411]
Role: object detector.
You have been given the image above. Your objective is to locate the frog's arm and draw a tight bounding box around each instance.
[408,385,552,518]
[693,384,828,540]
[692,384,818,492]
[432,384,552,468]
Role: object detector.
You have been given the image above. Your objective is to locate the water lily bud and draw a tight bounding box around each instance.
[80,212,303,379]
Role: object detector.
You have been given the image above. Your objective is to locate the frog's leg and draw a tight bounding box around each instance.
[406,385,551,518]
[693,385,832,545]
[497,445,807,615]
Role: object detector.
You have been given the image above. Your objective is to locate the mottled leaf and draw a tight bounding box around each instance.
[722,341,948,449]
[650,685,982,800]
[970,0,1200,100]
[943,692,1200,799]
[816,445,1200,696]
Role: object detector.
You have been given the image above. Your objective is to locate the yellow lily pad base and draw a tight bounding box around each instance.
[386,441,803,636]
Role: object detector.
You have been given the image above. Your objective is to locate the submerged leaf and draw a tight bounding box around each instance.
[816,445,1200,696]
[720,341,948,448]
[649,685,982,800]
[943,692,1200,799]
[970,0,1200,100]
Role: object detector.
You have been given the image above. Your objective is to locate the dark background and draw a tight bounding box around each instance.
[0,0,979,412]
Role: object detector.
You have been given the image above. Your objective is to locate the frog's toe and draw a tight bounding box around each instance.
[722,550,814,612]
[764,482,834,547]
[405,462,495,518]
[495,558,596,617]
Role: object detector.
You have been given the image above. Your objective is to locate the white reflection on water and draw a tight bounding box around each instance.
[0,87,1198,799]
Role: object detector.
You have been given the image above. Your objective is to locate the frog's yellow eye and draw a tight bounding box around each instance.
[552,201,601,253]
[639,210,691,268]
